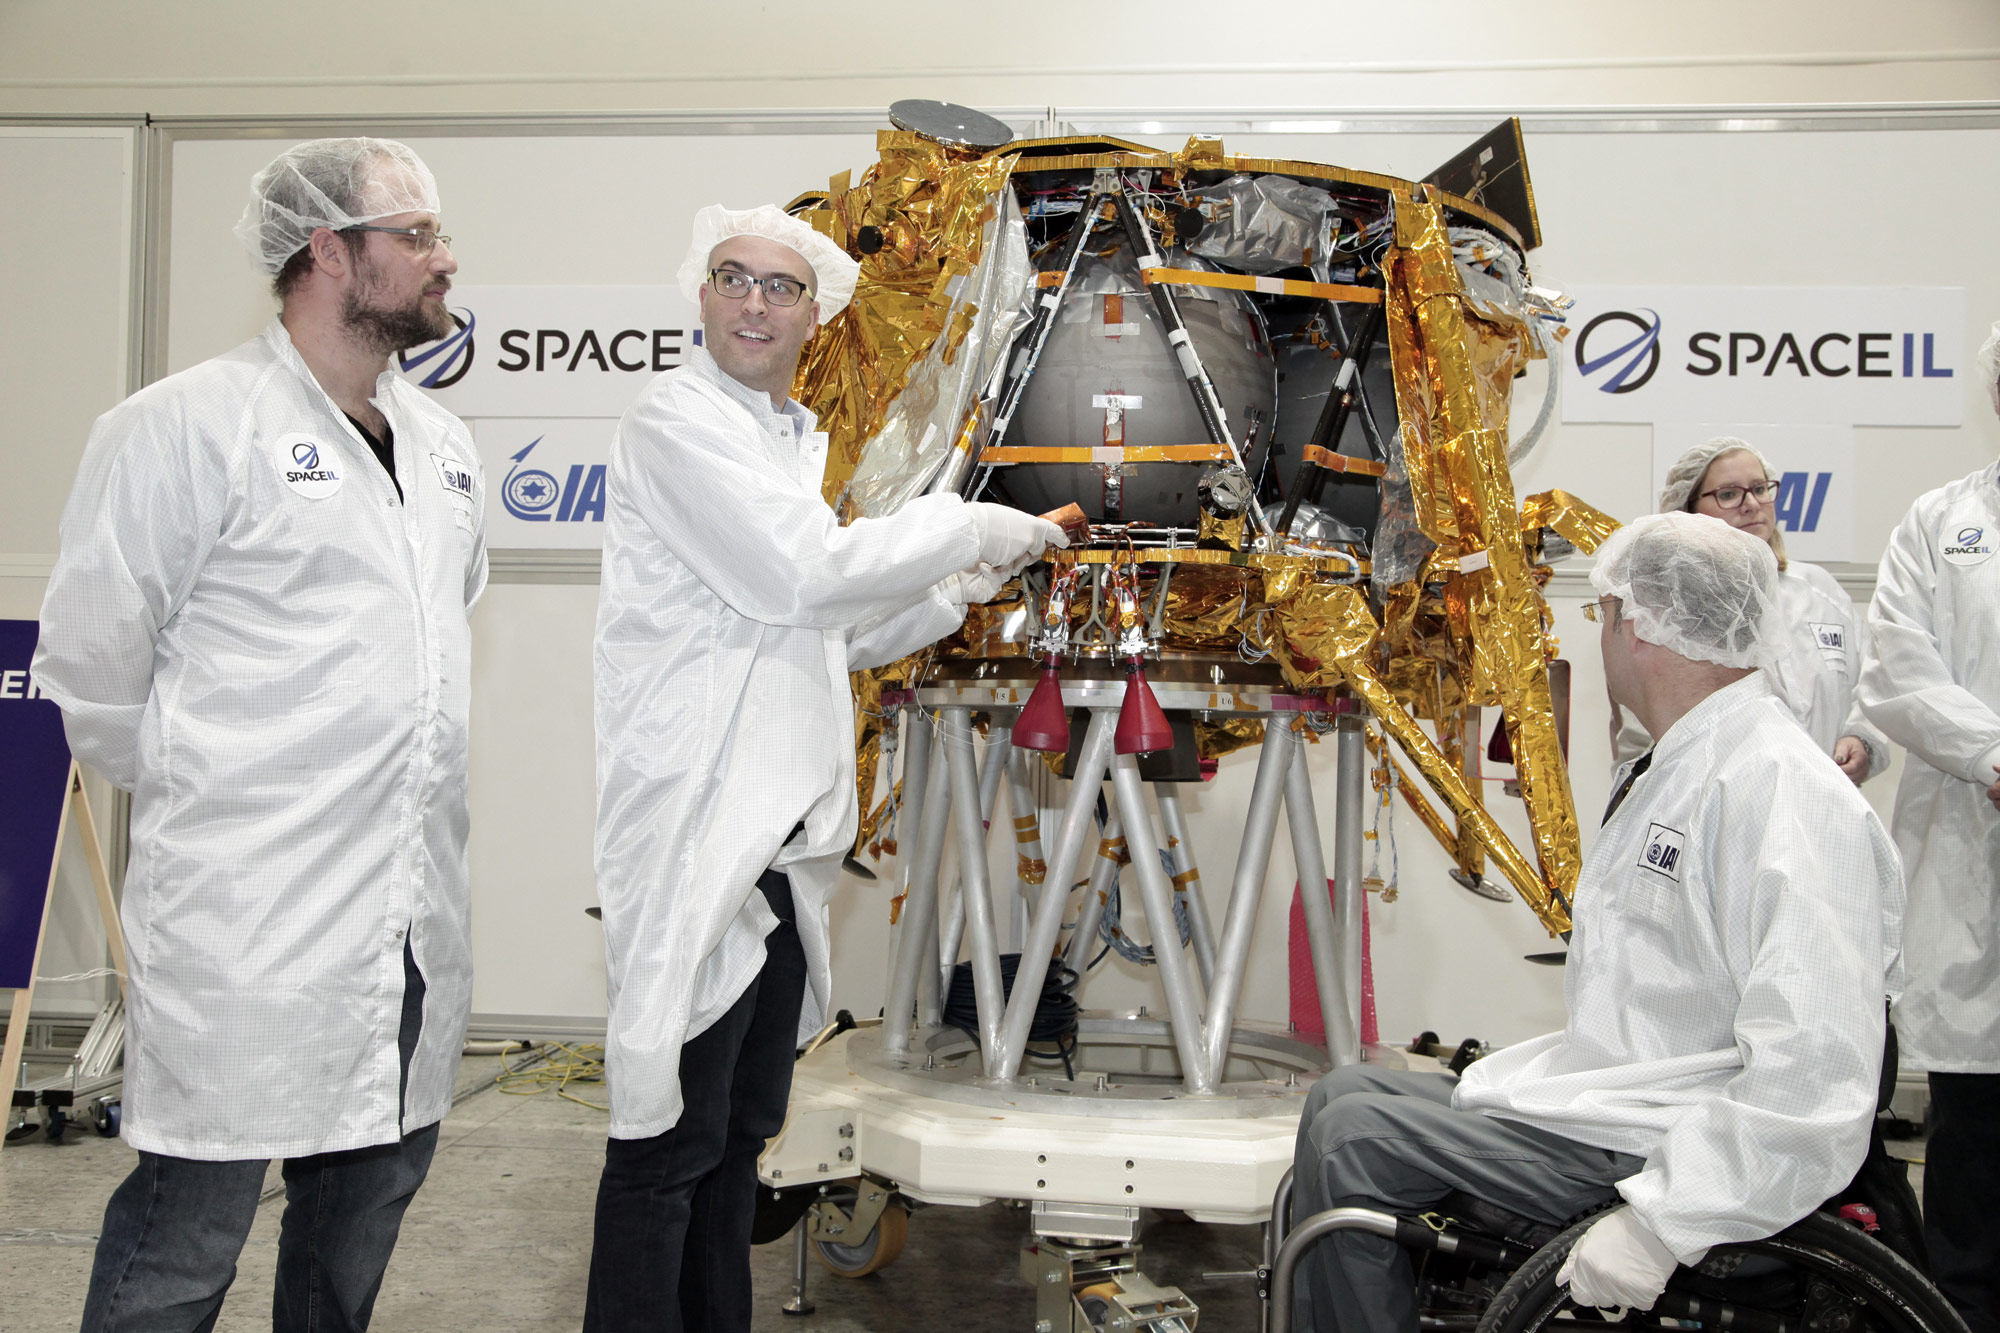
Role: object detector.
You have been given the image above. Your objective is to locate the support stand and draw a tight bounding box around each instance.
[3,764,126,1150]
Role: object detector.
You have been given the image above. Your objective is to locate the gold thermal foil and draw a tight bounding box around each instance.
[1195,716,1264,763]
[849,666,888,863]
[793,137,1018,506]
[1198,509,1247,549]
[1438,702,1488,881]
[1520,489,1621,555]
[1311,585,1568,935]
[1160,565,1256,650]
[1467,317,1533,431]
[1259,576,1361,694]
[1174,135,1228,169]
[1392,187,1581,920]
[950,585,1031,658]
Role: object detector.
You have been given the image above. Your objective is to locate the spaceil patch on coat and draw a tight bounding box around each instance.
[1941,523,1995,567]
[274,433,342,499]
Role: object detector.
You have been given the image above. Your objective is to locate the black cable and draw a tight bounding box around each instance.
[944,953,1082,1082]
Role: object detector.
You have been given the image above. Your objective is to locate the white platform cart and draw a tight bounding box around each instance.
[761,659,1397,1332]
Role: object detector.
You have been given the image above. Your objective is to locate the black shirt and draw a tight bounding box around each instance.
[344,412,402,502]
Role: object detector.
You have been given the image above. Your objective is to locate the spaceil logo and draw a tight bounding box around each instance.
[1574,310,1662,394]
[1943,525,1995,566]
[501,437,607,524]
[399,310,476,389]
[275,433,342,499]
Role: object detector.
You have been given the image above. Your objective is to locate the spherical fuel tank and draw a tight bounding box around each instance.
[1000,243,1277,525]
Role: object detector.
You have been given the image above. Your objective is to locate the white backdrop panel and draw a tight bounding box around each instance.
[2,126,134,1019]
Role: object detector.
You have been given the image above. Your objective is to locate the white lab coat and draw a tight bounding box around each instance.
[1611,560,1888,776]
[1857,463,2000,1072]
[33,319,488,1160]
[594,347,977,1139]
[1456,674,1902,1261]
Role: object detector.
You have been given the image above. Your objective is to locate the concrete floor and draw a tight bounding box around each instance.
[0,1052,1268,1332]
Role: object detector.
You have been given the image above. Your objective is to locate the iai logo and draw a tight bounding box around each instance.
[1638,822,1685,881]
[399,309,475,389]
[502,439,561,521]
[1942,523,1995,566]
[1809,622,1845,653]
[485,427,611,550]
[274,432,342,499]
[1574,309,1662,394]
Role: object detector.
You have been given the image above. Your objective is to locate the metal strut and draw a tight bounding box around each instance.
[965,188,1110,499]
[1276,301,1386,538]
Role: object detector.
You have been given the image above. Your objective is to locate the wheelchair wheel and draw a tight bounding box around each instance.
[1477,1209,1967,1333]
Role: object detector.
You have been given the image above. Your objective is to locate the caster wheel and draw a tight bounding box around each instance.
[1078,1282,1122,1331]
[812,1199,908,1278]
[92,1099,122,1138]
[44,1108,70,1145]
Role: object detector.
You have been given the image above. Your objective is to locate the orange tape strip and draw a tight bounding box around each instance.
[981,444,1233,465]
[1303,444,1388,477]
[1139,267,1383,304]
[1035,268,1382,304]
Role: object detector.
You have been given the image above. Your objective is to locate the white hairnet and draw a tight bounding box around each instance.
[235,138,441,275]
[677,204,860,323]
[1657,436,1774,513]
[1590,511,1779,670]
[1977,318,2000,419]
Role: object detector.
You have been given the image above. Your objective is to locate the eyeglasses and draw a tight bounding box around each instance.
[708,268,813,307]
[1697,479,1781,510]
[345,225,453,256]
[1580,595,1621,624]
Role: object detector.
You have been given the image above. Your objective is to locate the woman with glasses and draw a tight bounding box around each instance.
[1608,437,1889,785]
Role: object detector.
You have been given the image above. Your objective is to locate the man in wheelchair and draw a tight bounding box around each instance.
[1292,512,1908,1333]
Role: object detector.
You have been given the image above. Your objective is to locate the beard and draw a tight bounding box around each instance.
[340,267,454,355]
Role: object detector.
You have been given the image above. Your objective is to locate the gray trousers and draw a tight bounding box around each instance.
[1291,1065,1643,1333]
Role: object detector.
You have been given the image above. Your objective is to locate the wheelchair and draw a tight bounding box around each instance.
[1264,1029,1963,1333]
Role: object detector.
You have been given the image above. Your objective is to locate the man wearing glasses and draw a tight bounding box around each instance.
[1856,321,2000,1333]
[1290,512,1901,1332]
[586,203,1064,1332]
[35,138,482,1332]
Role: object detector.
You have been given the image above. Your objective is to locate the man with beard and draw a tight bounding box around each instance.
[34,138,484,1333]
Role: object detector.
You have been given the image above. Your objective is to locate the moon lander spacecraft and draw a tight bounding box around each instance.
[758,101,1618,1331]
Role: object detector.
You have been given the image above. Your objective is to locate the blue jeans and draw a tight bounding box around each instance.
[583,868,808,1333]
[80,945,436,1333]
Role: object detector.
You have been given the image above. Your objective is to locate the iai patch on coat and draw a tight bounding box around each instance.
[1638,822,1686,881]
[431,453,476,505]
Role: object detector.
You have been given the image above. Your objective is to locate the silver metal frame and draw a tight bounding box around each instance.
[875,673,1367,1103]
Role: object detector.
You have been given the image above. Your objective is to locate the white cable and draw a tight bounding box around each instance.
[34,967,122,984]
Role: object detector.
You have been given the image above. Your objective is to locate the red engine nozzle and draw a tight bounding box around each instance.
[1114,659,1173,756]
[1012,657,1071,753]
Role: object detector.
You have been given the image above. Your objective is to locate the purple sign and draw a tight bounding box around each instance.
[0,619,72,991]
